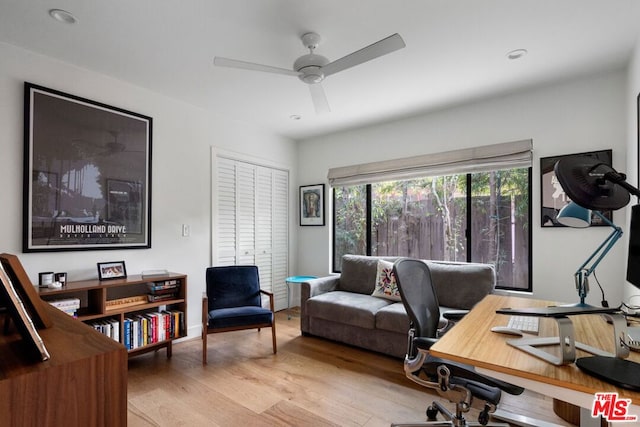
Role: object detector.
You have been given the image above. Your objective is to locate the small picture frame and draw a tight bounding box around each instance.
[300,184,325,226]
[97,261,127,281]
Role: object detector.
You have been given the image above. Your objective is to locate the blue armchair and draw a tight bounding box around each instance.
[202,265,277,364]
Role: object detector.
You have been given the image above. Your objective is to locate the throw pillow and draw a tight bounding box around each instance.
[371,260,401,301]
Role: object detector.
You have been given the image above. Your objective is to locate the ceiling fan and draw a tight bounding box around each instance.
[213,32,406,113]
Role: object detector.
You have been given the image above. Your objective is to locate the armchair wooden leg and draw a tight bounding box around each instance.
[202,331,207,365]
[271,324,277,354]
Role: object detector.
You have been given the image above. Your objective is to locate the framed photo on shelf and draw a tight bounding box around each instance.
[24,82,152,252]
[300,184,325,226]
[0,261,50,362]
[540,149,612,227]
[97,261,127,281]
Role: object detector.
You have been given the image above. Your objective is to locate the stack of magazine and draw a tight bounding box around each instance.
[47,298,80,317]
[147,279,180,302]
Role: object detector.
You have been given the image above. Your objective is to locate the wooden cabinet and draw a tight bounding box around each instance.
[0,304,127,426]
[38,273,187,358]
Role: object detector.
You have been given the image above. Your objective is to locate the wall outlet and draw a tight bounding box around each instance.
[182,224,190,237]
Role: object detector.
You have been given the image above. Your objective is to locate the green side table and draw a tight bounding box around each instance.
[285,275,317,319]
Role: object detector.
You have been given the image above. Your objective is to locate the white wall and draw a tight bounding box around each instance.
[297,70,628,306]
[0,42,297,338]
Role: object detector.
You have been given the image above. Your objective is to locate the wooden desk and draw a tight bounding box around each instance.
[430,295,640,415]
[0,304,127,426]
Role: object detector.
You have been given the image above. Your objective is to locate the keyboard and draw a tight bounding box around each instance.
[507,315,539,335]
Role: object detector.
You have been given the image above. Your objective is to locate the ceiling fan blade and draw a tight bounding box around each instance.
[213,57,300,77]
[309,83,330,114]
[321,33,405,77]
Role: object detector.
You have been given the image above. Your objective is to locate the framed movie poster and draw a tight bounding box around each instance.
[24,83,152,251]
[540,149,612,227]
[300,184,325,226]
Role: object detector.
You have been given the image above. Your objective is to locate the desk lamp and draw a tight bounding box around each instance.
[555,155,640,389]
[556,202,623,307]
[554,156,630,307]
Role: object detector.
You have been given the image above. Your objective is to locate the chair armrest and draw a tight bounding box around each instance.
[301,276,339,300]
[413,336,439,350]
[260,289,275,312]
[424,356,525,396]
[300,276,339,333]
[442,310,469,321]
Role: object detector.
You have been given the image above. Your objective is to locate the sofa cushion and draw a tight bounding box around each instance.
[371,259,401,301]
[375,302,409,333]
[427,261,495,309]
[306,291,392,329]
[339,254,398,295]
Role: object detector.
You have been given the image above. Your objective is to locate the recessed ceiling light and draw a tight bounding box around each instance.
[289,115,301,121]
[49,9,78,25]
[506,49,528,60]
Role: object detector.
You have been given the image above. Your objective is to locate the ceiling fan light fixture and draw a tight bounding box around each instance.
[49,9,77,24]
[299,67,324,84]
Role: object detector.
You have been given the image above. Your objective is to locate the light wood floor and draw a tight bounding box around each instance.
[127,310,573,426]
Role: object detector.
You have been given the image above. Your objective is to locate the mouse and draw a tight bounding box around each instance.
[490,326,524,337]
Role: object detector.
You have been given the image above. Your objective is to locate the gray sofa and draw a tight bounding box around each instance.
[300,255,496,358]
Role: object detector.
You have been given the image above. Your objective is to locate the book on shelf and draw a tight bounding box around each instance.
[132,318,139,349]
[47,298,80,317]
[147,293,177,302]
[123,318,133,350]
[147,279,180,292]
[141,269,169,278]
[171,309,185,337]
[116,309,184,351]
[111,318,119,342]
[91,318,119,342]
[148,286,179,296]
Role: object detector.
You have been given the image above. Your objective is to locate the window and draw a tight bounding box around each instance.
[332,167,531,291]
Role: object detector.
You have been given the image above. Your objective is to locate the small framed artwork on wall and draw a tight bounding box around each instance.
[540,149,612,227]
[300,184,325,226]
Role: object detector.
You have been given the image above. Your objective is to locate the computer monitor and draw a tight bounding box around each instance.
[626,204,640,290]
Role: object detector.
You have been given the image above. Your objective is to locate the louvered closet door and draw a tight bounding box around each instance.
[236,163,256,265]
[216,158,237,266]
[271,169,289,309]
[255,166,273,294]
[214,156,289,311]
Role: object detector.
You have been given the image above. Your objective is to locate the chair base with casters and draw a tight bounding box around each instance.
[391,332,516,427]
[202,265,277,365]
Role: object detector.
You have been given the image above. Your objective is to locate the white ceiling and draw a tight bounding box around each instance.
[1,0,640,141]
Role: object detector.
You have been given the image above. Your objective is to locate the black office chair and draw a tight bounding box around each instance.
[391,258,524,427]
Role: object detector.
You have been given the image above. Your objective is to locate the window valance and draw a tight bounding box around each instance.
[327,139,532,186]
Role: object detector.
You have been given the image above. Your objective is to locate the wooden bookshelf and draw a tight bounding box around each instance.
[0,304,127,426]
[38,272,187,358]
